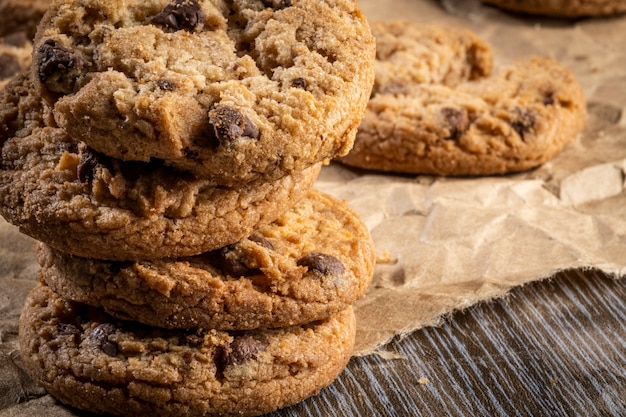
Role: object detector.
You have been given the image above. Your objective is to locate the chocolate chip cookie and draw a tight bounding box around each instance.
[339,23,586,176]
[482,0,626,17]
[36,189,375,330]
[20,283,356,417]
[32,0,375,185]
[0,32,33,89]
[0,72,320,261]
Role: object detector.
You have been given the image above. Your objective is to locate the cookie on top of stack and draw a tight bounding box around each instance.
[0,0,376,416]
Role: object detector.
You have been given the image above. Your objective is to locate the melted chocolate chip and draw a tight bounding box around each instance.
[249,234,274,250]
[290,77,307,90]
[57,323,81,344]
[441,107,469,141]
[37,39,83,93]
[89,323,118,357]
[510,109,536,140]
[152,0,204,32]
[215,246,260,277]
[297,253,345,276]
[0,55,20,80]
[219,336,269,369]
[77,146,109,183]
[208,106,260,146]
[543,91,555,106]
[261,0,292,10]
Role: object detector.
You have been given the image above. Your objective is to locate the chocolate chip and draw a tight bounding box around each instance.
[57,323,81,344]
[89,323,118,357]
[441,107,469,141]
[152,0,204,32]
[219,336,269,370]
[36,39,84,94]
[241,119,259,139]
[215,246,260,277]
[510,108,536,140]
[156,79,177,91]
[261,0,292,10]
[297,253,345,276]
[208,106,260,147]
[249,234,274,250]
[0,55,20,80]
[543,91,555,106]
[77,146,108,183]
[290,77,307,90]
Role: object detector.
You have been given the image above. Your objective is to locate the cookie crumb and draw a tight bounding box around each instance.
[376,250,397,265]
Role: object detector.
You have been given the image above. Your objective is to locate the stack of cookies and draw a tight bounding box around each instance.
[0,0,376,416]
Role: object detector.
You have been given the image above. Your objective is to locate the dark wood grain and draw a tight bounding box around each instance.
[268,269,626,416]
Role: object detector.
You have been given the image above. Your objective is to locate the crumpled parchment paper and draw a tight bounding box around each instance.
[316,0,626,354]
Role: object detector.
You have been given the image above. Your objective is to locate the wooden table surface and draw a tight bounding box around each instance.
[268,268,625,417]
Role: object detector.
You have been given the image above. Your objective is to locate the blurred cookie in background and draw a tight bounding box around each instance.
[0,0,50,39]
[338,22,587,177]
[0,32,32,89]
[482,0,626,17]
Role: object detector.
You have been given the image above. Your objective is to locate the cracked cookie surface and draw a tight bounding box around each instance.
[0,72,319,261]
[33,0,375,185]
[339,22,586,176]
[37,189,375,330]
[20,283,355,417]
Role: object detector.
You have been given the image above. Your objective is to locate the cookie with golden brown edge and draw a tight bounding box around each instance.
[36,189,375,330]
[20,283,356,417]
[340,43,586,176]
[32,0,375,185]
[483,0,626,17]
[0,72,320,261]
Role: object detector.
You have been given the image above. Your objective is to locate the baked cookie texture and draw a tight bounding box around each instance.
[0,0,50,39]
[482,0,626,17]
[339,22,587,176]
[32,0,376,185]
[369,21,494,94]
[37,189,376,330]
[0,32,33,89]
[20,284,356,417]
[7,1,376,414]
[0,72,320,260]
